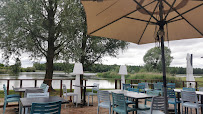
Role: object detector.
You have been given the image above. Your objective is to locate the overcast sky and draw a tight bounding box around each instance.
[1,38,203,68]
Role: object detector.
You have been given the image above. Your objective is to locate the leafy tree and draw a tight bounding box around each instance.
[143,47,173,72]
[10,58,21,74]
[71,6,129,70]
[0,0,82,90]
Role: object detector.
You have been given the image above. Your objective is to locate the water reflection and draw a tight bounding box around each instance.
[0,72,115,90]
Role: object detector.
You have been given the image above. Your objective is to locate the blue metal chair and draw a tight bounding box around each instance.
[183,87,196,91]
[112,92,137,114]
[128,88,139,92]
[167,83,175,89]
[97,91,111,114]
[153,83,163,96]
[138,96,165,114]
[30,101,62,114]
[138,83,146,93]
[144,90,160,105]
[123,83,131,90]
[3,84,21,114]
[167,89,180,114]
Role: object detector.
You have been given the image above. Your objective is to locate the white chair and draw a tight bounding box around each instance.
[138,96,165,114]
[86,83,99,106]
[40,83,49,93]
[62,84,78,107]
[199,87,203,103]
[181,91,201,114]
[97,90,111,114]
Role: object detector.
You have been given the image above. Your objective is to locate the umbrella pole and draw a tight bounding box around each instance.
[159,0,168,114]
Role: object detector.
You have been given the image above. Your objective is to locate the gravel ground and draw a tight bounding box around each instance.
[0,96,202,114]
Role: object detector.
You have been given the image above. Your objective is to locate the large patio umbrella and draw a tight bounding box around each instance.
[81,0,203,113]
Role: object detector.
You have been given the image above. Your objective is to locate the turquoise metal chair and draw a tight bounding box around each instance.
[97,91,111,114]
[138,83,146,93]
[123,84,131,90]
[167,83,175,89]
[183,87,196,91]
[128,88,139,92]
[153,83,163,96]
[167,89,180,114]
[3,84,21,114]
[112,92,137,114]
[138,96,165,114]
[144,90,160,105]
[30,101,62,114]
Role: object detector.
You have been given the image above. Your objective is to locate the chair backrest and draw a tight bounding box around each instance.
[123,84,131,90]
[40,84,49,93]
[183,87,196,91]
[146,90,160,96]
[24,89,44,98]
[128,88,139,92]
[199,87,203,91]
[154,83,163,90]
[40,83,47,88]
[181,91,198,103]
[3,84,7,99]
[167,89,176,102]
[167,83,175,89]
[112,92,127,112]
[97,91,110,104]
[62,84,67,95]
[138,83,145,89]
[27,92,49,98]
[92,83,99,92]
[150,96,165,113]
[157,82,163,84]
[30,101,62,114]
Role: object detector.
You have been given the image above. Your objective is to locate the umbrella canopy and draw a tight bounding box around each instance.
[82,0,202,44]
[186,53,195,88]
[81,0,203,113]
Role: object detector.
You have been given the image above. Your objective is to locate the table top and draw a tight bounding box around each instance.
[73,85,96,88]
[13,87,42,92]
[20,96,68,107]
[105,89,156,99]
[174,89,203,95]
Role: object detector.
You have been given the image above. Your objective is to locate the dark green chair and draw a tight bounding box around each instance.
[30,101,62,114]
[112,92,137,114]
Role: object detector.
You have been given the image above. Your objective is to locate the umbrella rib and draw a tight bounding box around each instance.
[89,0,156,35]
[124,17,157,25]
[163,0,203,36]
[163,0,176,20]
[167,3,203,23]
[133,0,159,22]
[168,18,184,23]
[137,1,160,44]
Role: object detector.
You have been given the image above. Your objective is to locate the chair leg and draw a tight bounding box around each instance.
[196,108,199,114]
[174,104,177,114]
[92,95,93,105]
[65,96,67,108]
[3,101,6,114]
[75,95,78,107]
[97,106,99,114]
[88,95,90,106]
[109,107,111,114]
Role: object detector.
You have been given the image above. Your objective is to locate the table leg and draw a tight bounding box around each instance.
[83,87,86,106]
[201,95,203,114]
[136,99,138,114]
[177,92,180,114]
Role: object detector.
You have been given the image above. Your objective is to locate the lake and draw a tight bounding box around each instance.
[0,72,115,90]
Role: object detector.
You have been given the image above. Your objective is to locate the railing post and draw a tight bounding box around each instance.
[7,80,10,95]
[182,81,184,88]
[151,80,153,89]
[35,80,37,87]
[70,80,73,101]
[115,79,117,89]
[85,79,87,87]
[119,80,121,89]
[20,80,22,96]
[196,81,198,91]
[60,80,62,97]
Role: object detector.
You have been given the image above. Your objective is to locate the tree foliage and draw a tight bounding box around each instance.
[143,46,173,72]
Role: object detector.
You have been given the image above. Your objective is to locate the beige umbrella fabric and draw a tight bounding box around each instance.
[81,0,203,44]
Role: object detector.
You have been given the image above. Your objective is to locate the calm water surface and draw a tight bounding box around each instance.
[0,72,115,90]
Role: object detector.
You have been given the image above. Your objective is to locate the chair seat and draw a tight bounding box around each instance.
[63,93,77,96]
[7,94,20,98]
[182,102,201,108]
[168,98,181,104]
[138,110,165,114]
[86,92,96,96]
[138,104,150,110]
[98,102,111,108]
[6,97,20,102]
[113,106,137,113]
